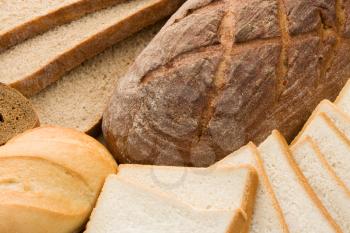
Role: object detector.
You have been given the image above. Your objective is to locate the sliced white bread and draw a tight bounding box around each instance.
[304,99,350,141]
[292,112,350,189]
[0,0,183,97]
[0,0,124,51]
[214,143,289,233]
[30,23,162,135]
[117,164,258,233]
[258,131,342,233]
[291,137,350,232]
[335,79,350,115]
[84,175,247,233]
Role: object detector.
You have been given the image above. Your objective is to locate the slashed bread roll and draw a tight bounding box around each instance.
[0,126,117,233]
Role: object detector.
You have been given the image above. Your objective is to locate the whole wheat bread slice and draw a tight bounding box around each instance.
[84,175,248,233]
[214,143,289,233]
[258,131,342,233]
[30,23,162,135]
[117,164,258,233]
[292,112,350,189]
[0,83,39,145]
[291,138,350,232]
[0,0,183,97]
[0,0,125,51]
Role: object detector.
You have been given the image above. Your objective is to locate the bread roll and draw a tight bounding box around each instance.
[0,126,117,233]
[103,0,350,166]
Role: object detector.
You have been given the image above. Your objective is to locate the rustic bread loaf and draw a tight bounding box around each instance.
[85,175,248,233]
[103,0,350,166]
[0,83,39,145]
[214,143,289,233]
[0,126,117,233]
[0,0,125,51]
[258,131,342,233]
[336,79,350,115]
[30,23,162,135]
[0,0,184,97]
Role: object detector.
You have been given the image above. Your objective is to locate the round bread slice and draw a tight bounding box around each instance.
[0,83,39,145]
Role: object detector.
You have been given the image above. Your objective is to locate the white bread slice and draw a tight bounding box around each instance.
[291,138,350,232]
[0,0,124,51]
[335,79,350,115]
[258,131,342,233]
[0,0,183,97]
[29,23,162,134]
[292,112,350,189]
[214,143,289,233]
[117,164,258,233]
[303,99,350,141]
[85,175,246,233]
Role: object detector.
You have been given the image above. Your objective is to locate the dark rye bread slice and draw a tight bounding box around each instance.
[0,83,39,145]
[0,0,125,52]
[103,0,350,166]
[30,23,162,136]
[0,0,184,97]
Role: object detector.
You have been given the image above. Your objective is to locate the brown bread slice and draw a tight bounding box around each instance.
[0,0,125,51]
[103,0,350,166]
[0,83,39,145]
[0,0,184,97]
[29,23,162,135]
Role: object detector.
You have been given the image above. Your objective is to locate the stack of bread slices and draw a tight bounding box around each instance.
[85,80,350,232]
[0,0,184,136]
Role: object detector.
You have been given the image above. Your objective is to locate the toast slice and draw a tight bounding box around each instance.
[0,83,39,145]
[30,23,162,135]
[214,143,289,233]
[0,0,124,51]
[84,175,247,233]
[292,112,350,189]
[291,138,350,232]
[335,79,350,115]
[117,164,258,232]
[258,131,341,233]
[0,0,183,97]
[303,99,350,141]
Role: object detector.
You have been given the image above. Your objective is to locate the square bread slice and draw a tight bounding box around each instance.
[0,0,183,97]
[291,137,350,232]
[84,175,246,233]
[214,143,289,233]
[117,164,258,233]
[335,79,350,115]
[292,112,350,189]
[258,131,342,233]
[0,0,123,51]
[303,99,350,142]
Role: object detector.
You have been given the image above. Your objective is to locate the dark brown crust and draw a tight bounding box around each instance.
[103,0,350,166]
[0,83,39,145]
[0,0,125,52]
[9,0,185,97]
